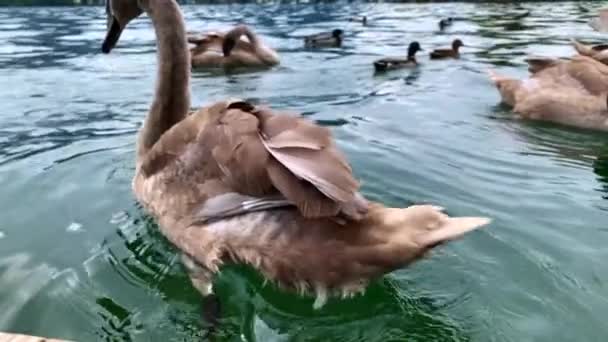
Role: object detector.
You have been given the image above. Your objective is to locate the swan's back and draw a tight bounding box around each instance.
[513,87,608,129]
[134,100,368,226]
[532,55,608,95]
[189,30,278,68]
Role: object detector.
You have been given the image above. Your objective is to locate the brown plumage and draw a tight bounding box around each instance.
[187,25,279,69]
[488,55,608,131]
[525,54,608,94]
[103,0,490,309]
[571,39,608,65]
[373,41,422,72]
[430,39,463,59]
[524,56,565,74]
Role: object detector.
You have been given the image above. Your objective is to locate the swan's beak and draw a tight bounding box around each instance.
[102,15,122,54]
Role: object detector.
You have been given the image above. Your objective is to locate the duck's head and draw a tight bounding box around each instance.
[452,39,464,51]
[332,29,344,39]
[407,41,422,57]
[102,0,143,53]
[438,17,453,30]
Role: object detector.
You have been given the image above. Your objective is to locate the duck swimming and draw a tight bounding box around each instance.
[102,0,490,324]
[187,25,279,69]
[430,39,463,59]
[304,29,344,48]
[373,42,422,72]
[349,16,367,25]
[438,17,453,31]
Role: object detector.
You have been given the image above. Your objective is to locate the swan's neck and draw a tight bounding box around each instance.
[241,28,259,46]
[137,0,191,161]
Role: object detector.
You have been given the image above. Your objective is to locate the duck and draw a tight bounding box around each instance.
[102,0,490,323]
[488,57,608,131]
[430,39,463,59]
[589,7,608,32]
[438,17,453,31]
[187,25,279,69]
[373,41,423,72]
[571,39,608,65]
[304,29,344,48]
[349,15,367,25]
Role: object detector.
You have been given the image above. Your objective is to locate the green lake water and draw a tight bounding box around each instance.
[1,2,608,341]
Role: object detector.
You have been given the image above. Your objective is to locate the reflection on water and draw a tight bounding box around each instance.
[1,2,608,341]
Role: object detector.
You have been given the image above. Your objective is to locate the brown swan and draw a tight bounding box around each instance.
[187,25,279,68]
[488,55,608,131]
[102,0,490,317]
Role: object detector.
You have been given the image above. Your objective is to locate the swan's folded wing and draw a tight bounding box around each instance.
[266,157,341,217]
[255,108,368,219]
[198,101,368,220]
[208,105,273,197]
[565,56,608,95]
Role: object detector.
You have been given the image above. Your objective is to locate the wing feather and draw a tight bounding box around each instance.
[193,100,368,221]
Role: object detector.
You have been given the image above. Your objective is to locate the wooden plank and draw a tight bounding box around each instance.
[0,332,69,342]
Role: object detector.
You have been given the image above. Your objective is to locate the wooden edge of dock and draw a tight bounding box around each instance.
[0,332,69,342]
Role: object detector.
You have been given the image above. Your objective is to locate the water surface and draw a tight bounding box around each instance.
[1,2,608,341]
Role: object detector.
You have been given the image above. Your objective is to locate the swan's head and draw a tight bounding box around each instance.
[102,0,143,53]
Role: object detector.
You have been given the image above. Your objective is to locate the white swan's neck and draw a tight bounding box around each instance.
[137,0,191,161]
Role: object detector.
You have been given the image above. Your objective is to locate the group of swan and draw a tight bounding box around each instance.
[102,0,490,324]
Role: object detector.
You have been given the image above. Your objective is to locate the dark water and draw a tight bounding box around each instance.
[2,2,608,341]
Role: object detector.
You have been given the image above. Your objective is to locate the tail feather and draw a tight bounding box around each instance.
[486,69,521,106]
[416,216,491,247]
